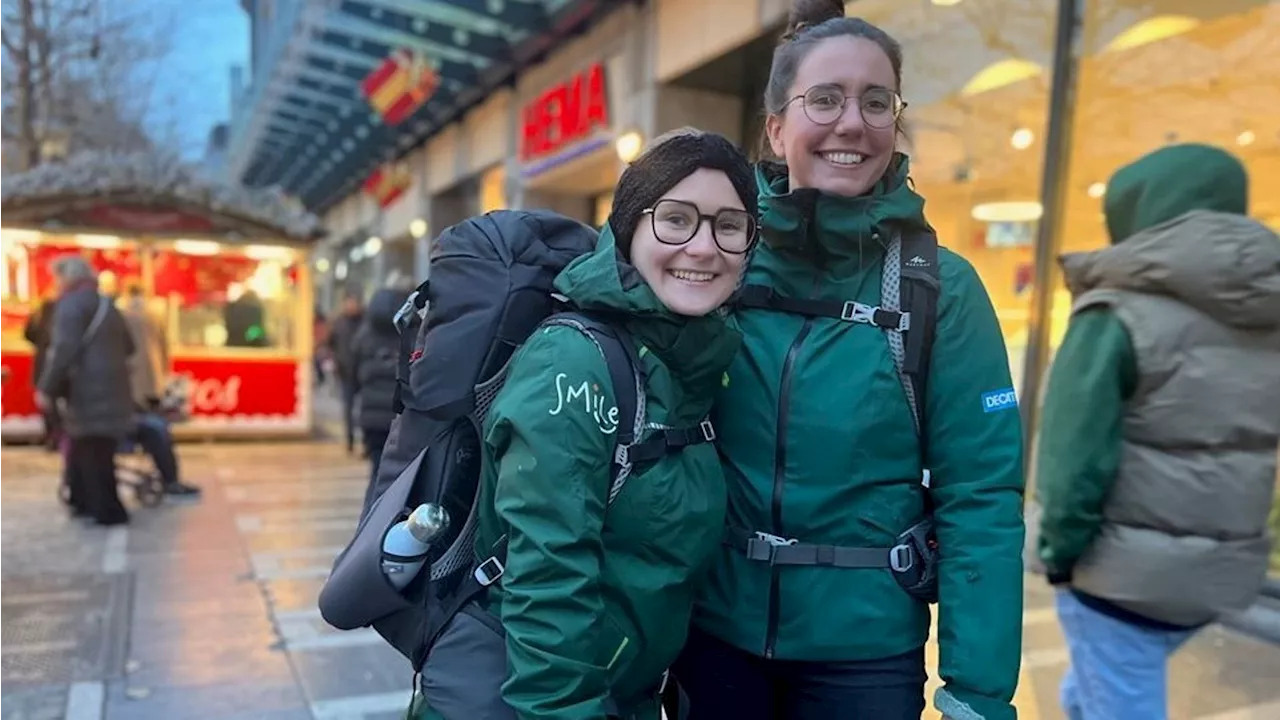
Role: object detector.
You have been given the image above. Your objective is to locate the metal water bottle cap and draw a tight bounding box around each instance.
[406,503,450,544]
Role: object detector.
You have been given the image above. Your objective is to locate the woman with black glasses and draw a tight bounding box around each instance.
[414,128,759,720]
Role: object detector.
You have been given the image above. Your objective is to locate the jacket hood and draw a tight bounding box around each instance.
[364,288,404,334]
[756,153,930,272]
[1104,143,1248,244]
[553,224,741,396]
[1062,210,1280,329]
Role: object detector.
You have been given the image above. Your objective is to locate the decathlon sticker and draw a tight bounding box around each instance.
[982,388,1019,413]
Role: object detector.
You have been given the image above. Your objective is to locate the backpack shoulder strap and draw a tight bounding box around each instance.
[543,311,643,499]
[893,229,941,435]
[391,280,429,415]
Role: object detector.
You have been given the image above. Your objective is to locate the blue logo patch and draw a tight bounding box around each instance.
[982,388,1019,413]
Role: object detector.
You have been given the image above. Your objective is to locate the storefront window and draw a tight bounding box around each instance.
[855,0,1057,389]
[1051,1,1280,348]
[153,246,299,351]
[1,233,144,347]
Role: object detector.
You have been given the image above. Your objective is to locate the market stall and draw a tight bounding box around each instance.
[1,153,324,441]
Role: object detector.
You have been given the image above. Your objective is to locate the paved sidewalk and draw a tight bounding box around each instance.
[1,440,408,720]
[3,435,1280,719]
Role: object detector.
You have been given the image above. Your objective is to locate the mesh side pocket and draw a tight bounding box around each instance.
[428,357,515,582]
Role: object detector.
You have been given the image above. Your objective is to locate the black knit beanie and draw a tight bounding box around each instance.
[608,129,757,258]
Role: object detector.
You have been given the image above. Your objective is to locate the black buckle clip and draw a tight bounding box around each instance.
[473,556,505,586]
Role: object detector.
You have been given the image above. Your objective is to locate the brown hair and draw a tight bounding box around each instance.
[763,0,906,148]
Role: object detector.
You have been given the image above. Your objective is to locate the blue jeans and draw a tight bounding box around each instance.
[673,628,926,720]
[1055,589,1196,720]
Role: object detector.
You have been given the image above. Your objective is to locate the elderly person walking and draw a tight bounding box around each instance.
[36,255,136,526]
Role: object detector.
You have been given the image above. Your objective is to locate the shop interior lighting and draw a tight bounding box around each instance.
[1010,128,1035,150]
[971,201,1044,223]
[244,244,296,261]
[350,246,365,262]
[931,0,964,5]
[315,257,332,273]
[1104,15,1200,53]
[1087,182,1107,199]
[173,239,221,256]
[363,236,383,257]
[615,131,644,164]
[960,58,1043,97]
[335,260,349,280]
[1,229,41,245]
[75,234,122,249]
[1237,130,1256,147]
[409,219,428,239]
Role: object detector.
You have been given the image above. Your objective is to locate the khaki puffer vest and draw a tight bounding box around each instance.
[1061,210,1280,626]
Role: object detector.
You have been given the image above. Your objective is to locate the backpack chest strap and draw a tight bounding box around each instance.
[623,419,717,464]
[723,526,909,570]
[736,285,910,332]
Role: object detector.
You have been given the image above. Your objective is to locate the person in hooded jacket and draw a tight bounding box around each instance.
[350,286,404,508]
[36,255,136,526]
[1034,143,1280,719]
[673,3,1026,720]
[417,129,758,720]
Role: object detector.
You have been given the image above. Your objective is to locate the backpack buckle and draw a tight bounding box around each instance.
[699,419,716,442]
[474,556,505,586]
[839,300,869,323]
[755,531,798,548]
[889,544,914,572]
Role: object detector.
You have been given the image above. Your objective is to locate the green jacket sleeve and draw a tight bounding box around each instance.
[926,253,1026,720]
[485,325,616,720]
[1035,308,1136,580]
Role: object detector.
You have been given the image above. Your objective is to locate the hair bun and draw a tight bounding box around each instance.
[785,0,844,38]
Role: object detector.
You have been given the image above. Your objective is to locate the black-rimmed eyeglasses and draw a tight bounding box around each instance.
[782,85,906,129]
[641,199,758,254]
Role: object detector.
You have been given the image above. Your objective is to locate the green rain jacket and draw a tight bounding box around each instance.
[473,226,741,720]
[694,157,1026,720]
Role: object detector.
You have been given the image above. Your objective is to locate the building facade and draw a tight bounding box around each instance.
[226,0,1280,432]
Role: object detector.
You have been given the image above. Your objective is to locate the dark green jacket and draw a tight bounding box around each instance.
[694,158,1026,720]
[1037,143,1270,586]
[474,227,740,720]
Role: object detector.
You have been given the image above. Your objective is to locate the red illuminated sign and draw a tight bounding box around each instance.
[520,62,609,162]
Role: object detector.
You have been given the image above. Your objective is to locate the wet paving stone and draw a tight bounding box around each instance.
[1,573,132,688]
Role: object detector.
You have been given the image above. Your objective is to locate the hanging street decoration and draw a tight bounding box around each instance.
[362,162,413,209]
[361,49,441,127]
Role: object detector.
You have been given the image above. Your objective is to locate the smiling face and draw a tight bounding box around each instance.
[766,35,899,197]
[627,168,750,317]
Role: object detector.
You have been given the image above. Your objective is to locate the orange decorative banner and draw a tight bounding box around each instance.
[361,48,440,126]
[363,163,412,208]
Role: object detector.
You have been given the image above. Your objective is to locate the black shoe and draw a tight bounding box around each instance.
[164,482,202,497]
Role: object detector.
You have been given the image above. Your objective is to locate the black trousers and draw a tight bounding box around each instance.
[673,628,927,720]
[66,435,128,525]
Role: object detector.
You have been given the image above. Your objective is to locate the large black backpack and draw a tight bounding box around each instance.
[317,210,716,675]
[731,227,942,602]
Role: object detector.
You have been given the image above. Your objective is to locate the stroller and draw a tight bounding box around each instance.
[57,376,191,509]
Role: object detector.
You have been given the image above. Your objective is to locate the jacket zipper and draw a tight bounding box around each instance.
[763,270,820,660]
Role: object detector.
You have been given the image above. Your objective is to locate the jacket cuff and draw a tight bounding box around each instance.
[935,686,1016,720]
[1045,567,1073,586]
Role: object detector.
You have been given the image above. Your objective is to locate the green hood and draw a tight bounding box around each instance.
[756,152,929,271]
[553,225,741,399]
[1104,143,1248,244]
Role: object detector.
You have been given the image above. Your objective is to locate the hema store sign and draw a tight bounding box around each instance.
[519,62,610,173]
